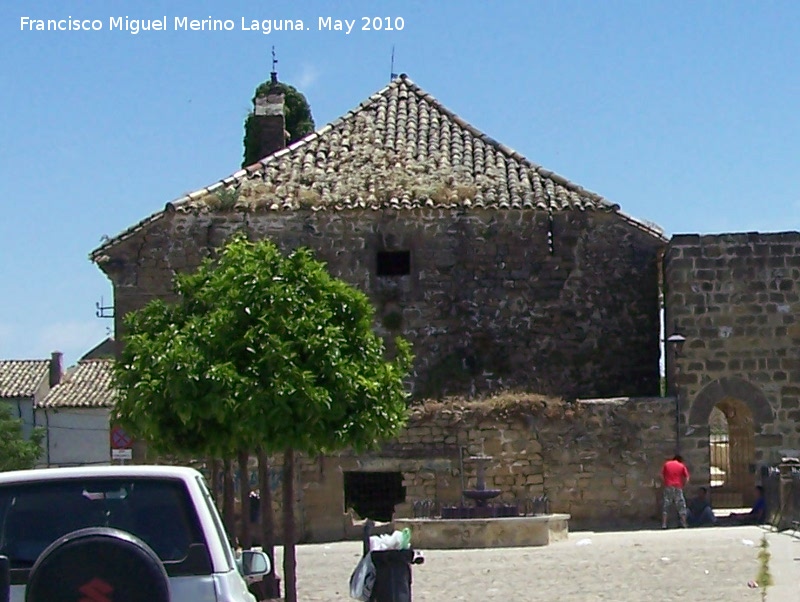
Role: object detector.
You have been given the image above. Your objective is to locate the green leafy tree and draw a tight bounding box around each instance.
[242,81,315,167]
[0,404,44,471]
[113,235,411,602]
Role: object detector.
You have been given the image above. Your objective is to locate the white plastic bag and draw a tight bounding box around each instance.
[349,552,376,601]
[369,529,412,551]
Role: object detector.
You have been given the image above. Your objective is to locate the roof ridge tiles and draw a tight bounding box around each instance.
[0,358,49,364]
[396,76,609,198]
[91,73,664,260]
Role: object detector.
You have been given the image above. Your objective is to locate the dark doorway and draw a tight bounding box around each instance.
[376,251,411,277]
[343,472,405,522]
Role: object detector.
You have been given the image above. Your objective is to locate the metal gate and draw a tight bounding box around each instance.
[709,401,755,509]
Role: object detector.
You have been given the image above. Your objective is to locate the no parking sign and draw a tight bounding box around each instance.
[110,425,132,449]
[110,425,133,461]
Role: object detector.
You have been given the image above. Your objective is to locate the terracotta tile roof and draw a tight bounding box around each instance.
[91,74,664,261]
[0,360,49,398]
[38,359,116,409]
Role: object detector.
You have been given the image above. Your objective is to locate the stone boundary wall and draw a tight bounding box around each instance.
[223,396,677,542]
[394,396,676,526]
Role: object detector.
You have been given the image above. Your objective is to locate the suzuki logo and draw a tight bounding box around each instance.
[79,577,113,602]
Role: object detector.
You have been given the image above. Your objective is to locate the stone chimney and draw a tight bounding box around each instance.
[251,72,287,160]
[49,351,63,387]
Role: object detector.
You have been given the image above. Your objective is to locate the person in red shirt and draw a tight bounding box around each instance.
[661,454,690,529]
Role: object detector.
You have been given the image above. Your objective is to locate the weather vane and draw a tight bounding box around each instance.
[390,45,397,81]
[271,46,278,83]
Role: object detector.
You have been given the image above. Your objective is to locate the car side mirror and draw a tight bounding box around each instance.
[241,550,270,577]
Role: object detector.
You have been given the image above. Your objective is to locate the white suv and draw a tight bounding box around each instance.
[0,465,269,602]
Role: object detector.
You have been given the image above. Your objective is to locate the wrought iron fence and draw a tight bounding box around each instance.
[521,495,551,516]
[411,500,438,519]
[410,496,549,519]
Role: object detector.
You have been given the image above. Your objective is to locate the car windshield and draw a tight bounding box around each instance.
[0,477,203,568]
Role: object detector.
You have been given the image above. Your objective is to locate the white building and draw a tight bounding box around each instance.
[36,359,116,467]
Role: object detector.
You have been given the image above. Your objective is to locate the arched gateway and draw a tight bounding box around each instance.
[689,377,774,508]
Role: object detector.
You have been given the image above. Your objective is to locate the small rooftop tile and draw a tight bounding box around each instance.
[38,359,116,409]
[0,360,49,398]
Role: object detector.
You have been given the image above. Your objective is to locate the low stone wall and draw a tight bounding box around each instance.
[250,395,678,542]
[179,396,677,543]
[397,396,676,526]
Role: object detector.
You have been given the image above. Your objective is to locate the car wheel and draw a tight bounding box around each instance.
[25,527,170,602]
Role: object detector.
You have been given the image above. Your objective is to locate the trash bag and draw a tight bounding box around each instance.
[370,549,414,602]
[349,551,376,601]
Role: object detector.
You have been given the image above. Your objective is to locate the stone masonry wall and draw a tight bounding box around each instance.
[99,207,663,400]
[245,396,677,543]
[664,232,800,489]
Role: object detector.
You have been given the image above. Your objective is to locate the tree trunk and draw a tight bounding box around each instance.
[283,447,297,602]
[223,458,235,543]
[238,450,252,549]
[258,449,278,598]
[210,458,221,504]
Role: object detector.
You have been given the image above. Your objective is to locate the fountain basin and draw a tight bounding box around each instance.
[394,514,570,549]
[462,489,502,505]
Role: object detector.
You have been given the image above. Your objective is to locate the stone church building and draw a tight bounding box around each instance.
[90,74,799,538]
[92,74,666,401]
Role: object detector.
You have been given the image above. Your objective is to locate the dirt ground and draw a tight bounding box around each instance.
[273,525,799,601]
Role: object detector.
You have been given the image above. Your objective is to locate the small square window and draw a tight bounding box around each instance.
[376,251,410,277]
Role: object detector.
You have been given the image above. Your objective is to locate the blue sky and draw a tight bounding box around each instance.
[1,0,799,366]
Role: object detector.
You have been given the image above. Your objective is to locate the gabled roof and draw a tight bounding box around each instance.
[0,360,49,399]
[81,337,116,360]
[91,74,664,260]
[38,359,116,409]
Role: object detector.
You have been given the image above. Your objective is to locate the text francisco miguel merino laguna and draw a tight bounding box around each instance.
[19,15,406,35]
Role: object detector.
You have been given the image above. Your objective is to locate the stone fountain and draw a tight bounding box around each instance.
[463,454,502,505]
[441,454,519,519]
[394,452,570,549]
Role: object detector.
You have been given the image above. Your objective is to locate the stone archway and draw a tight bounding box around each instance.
[688,377,773,429]
[689,377,774,509]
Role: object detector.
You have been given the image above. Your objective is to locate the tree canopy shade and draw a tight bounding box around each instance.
[113,235,412,602]
[112,235,412,460]
[242,81,315,167]
[0,404,44,471]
